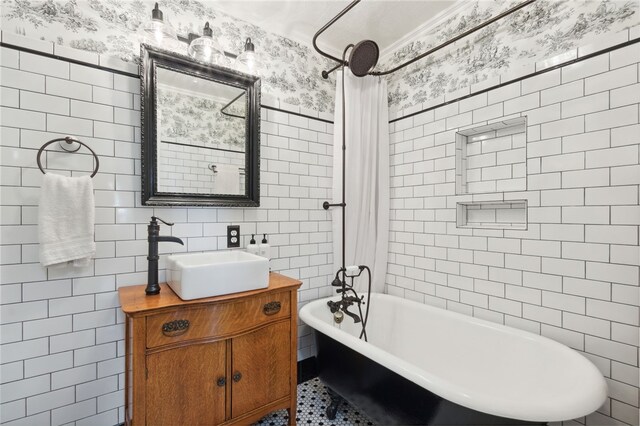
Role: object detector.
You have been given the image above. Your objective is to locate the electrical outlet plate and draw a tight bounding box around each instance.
[227,225,240,248]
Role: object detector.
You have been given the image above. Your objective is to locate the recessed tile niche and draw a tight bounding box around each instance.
[456,200,528,230]
[455,117,528,229]
[455,117,527,195]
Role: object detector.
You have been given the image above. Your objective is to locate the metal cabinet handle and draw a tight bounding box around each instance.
[232,372,242,383]
[216,377,226,387]
[162,319,190,336]
[263,301,281,316]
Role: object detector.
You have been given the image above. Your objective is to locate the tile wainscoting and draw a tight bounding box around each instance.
[0,43,334,425]
[386,40,640,425]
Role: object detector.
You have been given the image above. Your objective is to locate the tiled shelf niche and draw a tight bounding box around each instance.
[455,117,527,195]
[456,200,528,230]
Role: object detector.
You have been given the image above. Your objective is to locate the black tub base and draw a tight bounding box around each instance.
[314,330,546,425]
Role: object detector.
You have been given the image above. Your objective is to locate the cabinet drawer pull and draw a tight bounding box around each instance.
[162,319,190,336]
[232,371,242,382]
[263,301,281,316]
[216,377,226,387]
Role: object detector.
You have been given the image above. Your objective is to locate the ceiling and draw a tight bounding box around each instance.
[212,0,459,58]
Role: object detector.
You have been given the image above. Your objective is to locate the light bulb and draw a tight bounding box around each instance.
[154,27,163,44]
[245,53,255,72]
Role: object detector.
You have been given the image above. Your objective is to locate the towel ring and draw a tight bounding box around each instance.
[37,136,100,178]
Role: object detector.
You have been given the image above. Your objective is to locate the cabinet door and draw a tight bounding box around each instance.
[231,321,290,417]
[146,341,226,425]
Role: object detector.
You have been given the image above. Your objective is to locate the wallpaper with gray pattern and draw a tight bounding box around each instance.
[380,0,639,111]
[1,0,336,113]
[2,0,639,114]
[158,88,245,149]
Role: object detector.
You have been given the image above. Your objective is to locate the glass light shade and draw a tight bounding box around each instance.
[188,23,225,65]
[142,3,176,46]
[235,50,260,76]
[188,37,225,64]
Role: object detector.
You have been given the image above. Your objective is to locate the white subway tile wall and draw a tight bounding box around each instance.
[387,48,640,425]
[157,142,245,194]
[0,47,334,426]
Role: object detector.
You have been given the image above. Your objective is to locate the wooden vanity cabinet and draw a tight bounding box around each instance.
[118,273,302,426]
[146,341,227,426]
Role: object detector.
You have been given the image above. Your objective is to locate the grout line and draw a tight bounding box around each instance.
[1,42,138,79]
[2,42,334,125]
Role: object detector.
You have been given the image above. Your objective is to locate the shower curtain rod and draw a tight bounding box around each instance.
[220,92,246,119]
[312,0,363,68]
[314,0,537,79]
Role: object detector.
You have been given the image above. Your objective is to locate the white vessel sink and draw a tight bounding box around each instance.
[166,251,269,300]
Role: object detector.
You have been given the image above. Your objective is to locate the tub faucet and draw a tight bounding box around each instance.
[327,298,362,323]
[146,216,184,296]
[342,307,361,323]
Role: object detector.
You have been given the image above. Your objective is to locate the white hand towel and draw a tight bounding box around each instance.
[39,173,96,267]
[214,164,240,194]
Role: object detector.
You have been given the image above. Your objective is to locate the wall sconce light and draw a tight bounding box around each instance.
[142,2,177,46]
[234,38,260,76]
[187,22,225,65]
[145,5,260,74]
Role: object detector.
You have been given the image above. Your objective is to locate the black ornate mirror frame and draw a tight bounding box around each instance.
[141,44,260,207]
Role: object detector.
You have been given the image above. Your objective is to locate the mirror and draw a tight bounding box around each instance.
[141,44,260,207]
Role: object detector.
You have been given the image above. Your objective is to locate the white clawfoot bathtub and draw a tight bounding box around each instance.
[300,293,607,423]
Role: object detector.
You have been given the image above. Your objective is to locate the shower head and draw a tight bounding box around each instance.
[348,40,379,77]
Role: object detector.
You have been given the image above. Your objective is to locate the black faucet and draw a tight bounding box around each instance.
[146,216,184,295]
[342,307,361,323]
[327,297,362,323]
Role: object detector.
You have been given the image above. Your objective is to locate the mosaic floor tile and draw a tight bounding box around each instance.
[254,378,374,426]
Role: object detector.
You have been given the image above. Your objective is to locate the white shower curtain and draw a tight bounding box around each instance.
[331,70,389,293]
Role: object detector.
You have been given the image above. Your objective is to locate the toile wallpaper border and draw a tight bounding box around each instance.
[379,0,639,111]
[1,0,639,114]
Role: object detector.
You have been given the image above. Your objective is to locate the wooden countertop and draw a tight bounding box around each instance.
[118,272,302,315]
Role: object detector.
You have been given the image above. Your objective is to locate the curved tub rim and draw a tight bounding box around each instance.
[300,293,608,422]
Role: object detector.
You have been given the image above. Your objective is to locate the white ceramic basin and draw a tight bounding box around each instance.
[166,251,269,300]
